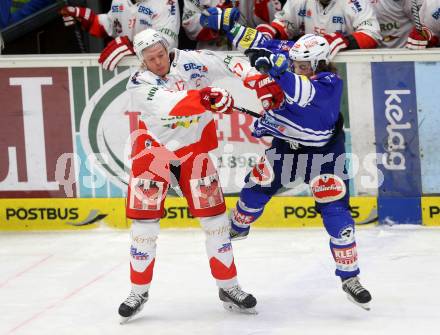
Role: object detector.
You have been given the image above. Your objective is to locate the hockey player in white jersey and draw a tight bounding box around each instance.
[118,28,257,323]
[255,0,382,58]
[182,0,286,50]
[369,0,426,48]
[406,0,440,49]
[60,1,180,70]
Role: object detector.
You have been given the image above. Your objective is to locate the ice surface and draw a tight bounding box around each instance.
[1,226,440,335]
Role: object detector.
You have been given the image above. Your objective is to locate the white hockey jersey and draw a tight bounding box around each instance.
[420,0,440,38]
[127,49,244,156]
[182,0,285,50]
[370,0,423,48]
[273,0,381,48]
[96,0,180,48]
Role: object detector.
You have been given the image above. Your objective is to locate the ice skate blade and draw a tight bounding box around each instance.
[346,294,371,311]
[222,301,258,314]
[119,316,132,325]
[119,304,145,324]
[230,236,248,241]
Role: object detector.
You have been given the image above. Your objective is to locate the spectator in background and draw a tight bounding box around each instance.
[182,0,286,50]
[0,0,55,29]
[60,0,180,70]
[254,0,381,58]
[369,0,428,48]
[406,0,440,49]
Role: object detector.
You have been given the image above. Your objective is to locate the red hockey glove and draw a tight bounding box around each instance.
[244,74,284,111]
[60,6,96,31]
[323,32,349,59]
[216,0,233,10]
[406,26,439,49]
[256,23,279,39]
[256,20,288,40]
[200,87,234,114]
[98,36,134,71]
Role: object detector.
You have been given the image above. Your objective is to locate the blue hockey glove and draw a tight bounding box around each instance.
[268,53,288,77]
[200,7,240,32]
[245,48,273,73]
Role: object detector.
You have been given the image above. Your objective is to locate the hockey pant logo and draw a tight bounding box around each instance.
[250,155,275,186]
[129,177,165,211]
[310,174,346,203]
[190,174,224,209]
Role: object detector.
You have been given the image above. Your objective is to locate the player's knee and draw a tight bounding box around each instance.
[320,203,355,242]
[199,212,230,240]
[131,219,160,244]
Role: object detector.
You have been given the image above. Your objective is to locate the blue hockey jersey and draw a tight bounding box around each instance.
[253,71,343,147]
[227,23,343,147]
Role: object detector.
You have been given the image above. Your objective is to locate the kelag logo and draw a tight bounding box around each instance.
[371,62,422,223]
[382,89,411,170]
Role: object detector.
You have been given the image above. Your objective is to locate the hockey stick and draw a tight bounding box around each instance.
[411,0,423,34]
[60,0,87,53]
[233,106,262,118]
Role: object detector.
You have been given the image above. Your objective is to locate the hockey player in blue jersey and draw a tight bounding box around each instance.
[200,10,372,311]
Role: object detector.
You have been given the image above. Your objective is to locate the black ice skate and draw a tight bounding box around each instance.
[342,276,372,311]
[219,285,257,314]
[230,225,249,241]
[118,290,149,324]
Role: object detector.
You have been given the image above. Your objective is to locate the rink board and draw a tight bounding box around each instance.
[0,196,375,230]
[1,196,439,231]
[1,51,440,226]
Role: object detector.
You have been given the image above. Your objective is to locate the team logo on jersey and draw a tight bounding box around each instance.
[130,178,165,211]
[298,9,312,17]
[183,62,208,72]
[250,156,275,186]
[190,174,224,209]
[111,5,124,12]
[332,16,344,24]
[138,5,154,16]
[310,174,346,203]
